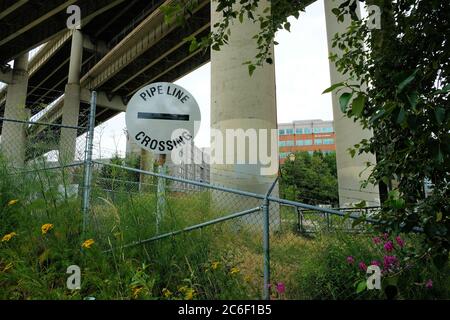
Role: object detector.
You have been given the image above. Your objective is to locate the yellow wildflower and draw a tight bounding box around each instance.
[230,267,240,275]
[41,223,54,235]
[7,199,18,206]
[184,288,195,300]
[211,261,220,270]
[244,275,252,283]
[132,286,143,299]
[1,232,17,242]
[81,239,95,249]
[162,288,172,298]
[178,285,188,293]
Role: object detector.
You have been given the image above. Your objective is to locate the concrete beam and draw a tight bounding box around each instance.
[80,88,126,111]
[112,23,210,94]
[83,36,109,55]
[28,31,72,77]
[82,0,210,90]
[0,0,29,20]
[0,1,77,47]
[324,0,380,207]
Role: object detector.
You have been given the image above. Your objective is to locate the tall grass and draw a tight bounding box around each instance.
[1,158,448,300]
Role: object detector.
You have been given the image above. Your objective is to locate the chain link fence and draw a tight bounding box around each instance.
[0,91,380,300]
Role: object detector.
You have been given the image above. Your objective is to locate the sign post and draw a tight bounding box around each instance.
[126,82,201,232]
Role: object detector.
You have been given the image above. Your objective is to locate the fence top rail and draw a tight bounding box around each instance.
[0,117,87,130]
[93,160,382,223]
[8,161,85,175]
[93,160,267,200]
[268,196,380,223]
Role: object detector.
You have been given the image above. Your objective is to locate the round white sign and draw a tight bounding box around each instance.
[125,82,201,154]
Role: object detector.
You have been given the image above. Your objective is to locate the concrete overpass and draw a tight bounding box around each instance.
[0,0,380,207]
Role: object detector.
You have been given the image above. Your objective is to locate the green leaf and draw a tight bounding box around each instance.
[397,69,418,93]
[434,84,450,94]
[322,82,345,94]
[248,64,256,76]
[370,109,386,123]
[351,94,366,117]
[435,107,445,125]
[331,8,341,16]
[354,200,367,209]
[356,280,367,294]
[339,92,352,113]
[188,38,199,53]
[284,22,291,32]
[396,108,406,125]
[406,91,419,109]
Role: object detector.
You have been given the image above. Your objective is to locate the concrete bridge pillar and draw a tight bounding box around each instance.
[324,0,380,207]
[59,29,83,164]
[210,0,279,197]
[1,52,29,168]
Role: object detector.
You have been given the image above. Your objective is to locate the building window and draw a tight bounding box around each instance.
[285,128,294,135]
[304,128,312,134]
[279,141,286,147]
[279,129,285,135]
[286,140,294,146]
[323,138,334,145]
[315,139,323,145]
[304,139,313,146]
[280,152,288,158]
[323,127,334,133]
[295,128,303,134]
[296,140,304,146]
[313,127,321,133]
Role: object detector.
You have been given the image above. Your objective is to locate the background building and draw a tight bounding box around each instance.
[126,133,210,187]
[278,119,335,164]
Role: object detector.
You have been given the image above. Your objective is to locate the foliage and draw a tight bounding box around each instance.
[322,0,450,266]
[280,151,338,206]
[0,160,255,300]
[97,153,142,191]
[292,231,450,299]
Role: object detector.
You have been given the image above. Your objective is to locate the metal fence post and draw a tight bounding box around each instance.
[82,91,97,234]
[263,176,278,300]
[262,197,270,300]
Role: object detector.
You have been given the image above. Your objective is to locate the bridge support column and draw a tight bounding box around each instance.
[210,0,279,217]
[1,53,29,168]
[324,0,380,207]
[59,29,83,164]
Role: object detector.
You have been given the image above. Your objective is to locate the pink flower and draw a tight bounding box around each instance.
[383,255,398,270]
[370,260,381,267]
[384,241,394,252]
[373,237,382,244]
[425,279,433,289]
[383,233,389,240]
[358,262,367,271]
[276,282,286,294]
[346,256,355,264]
[395,236,405,248]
